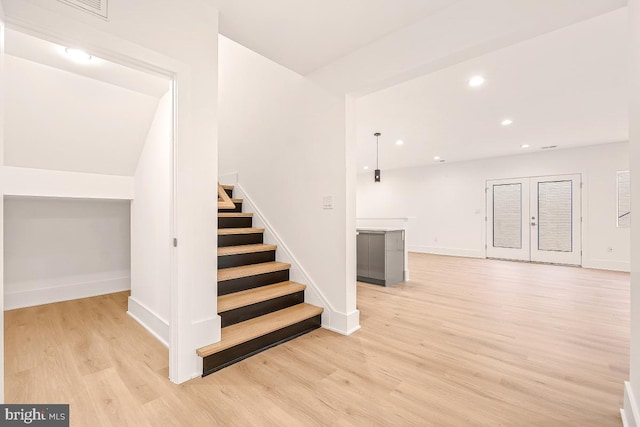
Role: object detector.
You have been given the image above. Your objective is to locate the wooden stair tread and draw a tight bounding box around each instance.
[218,228,264,236]
[218,244,277,257]
[218,261,291,282]
[218,213,253,218]
[197,303,323,356]
[218,281,306,313]
[230,198,243,203]
[222,185,234,190]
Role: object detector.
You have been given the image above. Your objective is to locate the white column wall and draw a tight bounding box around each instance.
[218,36,359,334]
[129,91,172,346]
[0,0,5,403]
[624,0,640,424]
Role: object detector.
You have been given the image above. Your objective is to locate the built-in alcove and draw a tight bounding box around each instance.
[4,196,131,309]
[3,28,174,345]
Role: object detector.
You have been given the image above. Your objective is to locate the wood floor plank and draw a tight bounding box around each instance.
[4,254,629,426]
[197,303,323,356]
[218,243,277,257]
[218,281,306,313]
[218,212,253,218]
[218,261,290,282]
[217,227,264,236]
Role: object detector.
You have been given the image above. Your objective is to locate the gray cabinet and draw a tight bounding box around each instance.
[357,229,404,286]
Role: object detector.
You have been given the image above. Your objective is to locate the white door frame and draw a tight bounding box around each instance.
[2,16,186,382]
[486,173,582,266]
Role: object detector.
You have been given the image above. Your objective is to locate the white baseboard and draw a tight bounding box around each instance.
[322,309,361,336]
[127,296,169,348]
[234,183,360,335]
[623,381,639,427]
[584,259,630,272]
[409,245,485,259]
[5,276,130,310]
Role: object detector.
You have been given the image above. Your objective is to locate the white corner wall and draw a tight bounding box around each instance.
[357,142,630,271]
[219,36,359,334]
[3,0,219,384]
[4,197,131,310]
[129,91,172,346]
[624,0,640,425]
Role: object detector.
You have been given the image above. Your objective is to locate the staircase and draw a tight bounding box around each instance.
[197,184,323,376]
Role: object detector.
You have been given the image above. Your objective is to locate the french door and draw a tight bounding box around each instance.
[486,174,582,265]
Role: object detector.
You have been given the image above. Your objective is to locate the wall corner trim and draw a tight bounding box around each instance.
[623,381,639,427]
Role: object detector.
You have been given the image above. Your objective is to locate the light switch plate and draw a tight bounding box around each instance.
[323,195,333,209]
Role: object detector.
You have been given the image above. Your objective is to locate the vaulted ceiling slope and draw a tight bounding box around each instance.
[208,0,627,94]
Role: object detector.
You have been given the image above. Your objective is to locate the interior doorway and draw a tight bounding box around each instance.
[486,174,582,265]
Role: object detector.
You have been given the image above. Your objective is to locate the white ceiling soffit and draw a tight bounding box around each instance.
[5,55,160,176]
[355,8,628,171]
[208,0,463,75]
[5,29,170,99]
[309,0,628,95]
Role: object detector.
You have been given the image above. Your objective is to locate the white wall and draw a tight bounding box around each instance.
[4,197,131,309]
[624,0,640,424]
[0,0,6,403]
[129,92,172,346]
[357,142,630,271]
[5,55,160,175]
[219,36,359,334]
[3,0,219,383]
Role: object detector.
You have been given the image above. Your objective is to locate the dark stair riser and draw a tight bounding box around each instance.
[202,315,321,376]
[224,188,233,198]
[218,232,263,247]
[218,250,276,269]
[219,216,253,229]
[219,270,290,296]
[220,291,305,327]
[219,202,243,213]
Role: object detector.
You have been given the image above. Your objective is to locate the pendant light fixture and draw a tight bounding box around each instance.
[374,132,381,182]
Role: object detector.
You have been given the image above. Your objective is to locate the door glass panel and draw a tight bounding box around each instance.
[538,180,572,252]
[493,184,522,249]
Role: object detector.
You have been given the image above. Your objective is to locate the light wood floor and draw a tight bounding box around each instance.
[5,253,629,426]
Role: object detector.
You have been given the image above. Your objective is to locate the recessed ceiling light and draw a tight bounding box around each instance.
[541,145,558,150]
[395,140,404,146]
[468,75,486,87]
[521,144,530,148]
[65,48,92,63]
[433,156,441,160]
[363,166,369,170]
[501,119,513,126]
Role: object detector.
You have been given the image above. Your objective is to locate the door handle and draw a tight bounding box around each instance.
[531,222,537,227]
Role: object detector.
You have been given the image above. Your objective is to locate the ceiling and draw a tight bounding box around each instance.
[4,29,171,176]
[355,8,628,172]
[4,54,162,176]
[207,0,463,75]
[5,29,170,99]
